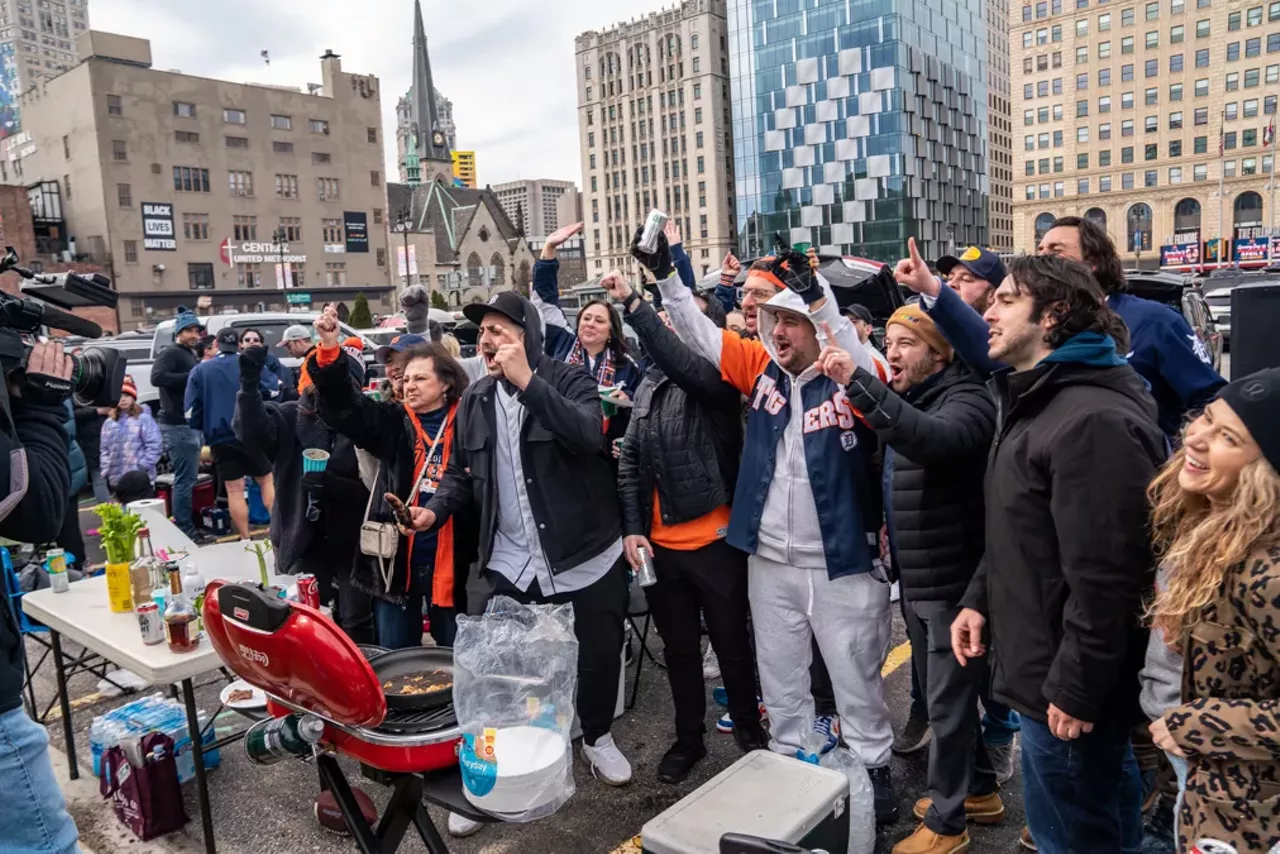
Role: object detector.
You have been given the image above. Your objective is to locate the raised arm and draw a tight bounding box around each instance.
[233,348,284,460]
[308,310,405,459]
[529,223,583,355]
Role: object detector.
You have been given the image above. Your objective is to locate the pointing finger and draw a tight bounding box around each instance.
[908,236,924,266]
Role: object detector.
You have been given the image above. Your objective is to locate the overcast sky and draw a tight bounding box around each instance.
[89,0,671,189]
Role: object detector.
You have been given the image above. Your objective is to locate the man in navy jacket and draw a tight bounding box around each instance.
[186,327,277,538]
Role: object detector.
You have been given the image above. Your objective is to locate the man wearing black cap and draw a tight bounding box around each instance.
[151,307,205,538]
[843,303,890,378]
[405,290,634,788]
[186,328,278,539]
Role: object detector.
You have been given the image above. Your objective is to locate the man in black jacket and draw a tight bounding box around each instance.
[832,305,1000,854]
[949,255,1165,853]
[0,341,83,852]
[406,291,633,788]
[603,270,766,784]
[149,307,203,539]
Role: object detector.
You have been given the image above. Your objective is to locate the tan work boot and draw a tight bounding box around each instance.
[1019,825,1037,851]
[891,824,971,854]
[912,791,1006,825]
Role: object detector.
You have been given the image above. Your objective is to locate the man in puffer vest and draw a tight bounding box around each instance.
[635,232,899,825]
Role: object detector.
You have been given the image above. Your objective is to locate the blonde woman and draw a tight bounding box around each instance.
[1147,367,1280,852]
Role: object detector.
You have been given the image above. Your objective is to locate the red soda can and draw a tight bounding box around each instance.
[1190,841,1238,854]
[137,602,164,645]
[296,574,320,608]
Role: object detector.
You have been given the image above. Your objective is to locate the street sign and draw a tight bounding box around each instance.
[286,292,312,306]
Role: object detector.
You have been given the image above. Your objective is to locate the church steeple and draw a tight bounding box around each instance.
[408,0,452,184]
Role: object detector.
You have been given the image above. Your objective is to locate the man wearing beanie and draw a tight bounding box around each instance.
[151,306,205,539]
[835,305,1002,854]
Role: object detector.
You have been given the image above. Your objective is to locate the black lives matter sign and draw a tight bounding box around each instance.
[141,202,176,251]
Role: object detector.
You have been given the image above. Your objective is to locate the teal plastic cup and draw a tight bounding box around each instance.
[302,449,330,473]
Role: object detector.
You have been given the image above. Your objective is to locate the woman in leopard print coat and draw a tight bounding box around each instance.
[1147,368,1280,852]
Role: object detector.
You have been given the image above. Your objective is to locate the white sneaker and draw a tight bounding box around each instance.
[447,812,483,838]
[582,733,633,786]
[703,646,721,679]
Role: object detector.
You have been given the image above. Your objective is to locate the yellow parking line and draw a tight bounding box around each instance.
[42,690,110,721]
[882,640,912,677]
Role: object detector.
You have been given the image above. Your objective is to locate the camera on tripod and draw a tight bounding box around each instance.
[0,246,126,406]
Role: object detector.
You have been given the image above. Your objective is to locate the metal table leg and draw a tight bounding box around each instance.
[48,630,77,780]
[180,677,217,854]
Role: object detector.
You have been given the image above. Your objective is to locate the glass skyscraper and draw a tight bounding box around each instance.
[729,0,992,263]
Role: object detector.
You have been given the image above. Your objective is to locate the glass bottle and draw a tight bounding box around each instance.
[129,528,157,608]
[162,564,198,654]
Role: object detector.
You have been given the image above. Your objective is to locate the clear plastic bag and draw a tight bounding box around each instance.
[819,748,875,854]
[453,596,579,822]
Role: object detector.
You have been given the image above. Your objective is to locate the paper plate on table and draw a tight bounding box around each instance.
[219,679,267,710]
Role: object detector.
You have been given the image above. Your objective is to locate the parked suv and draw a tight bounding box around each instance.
[1123,269,1222,372]
[1199,267,1280,350]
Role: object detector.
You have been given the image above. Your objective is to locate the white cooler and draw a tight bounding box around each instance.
[641,750,850,854]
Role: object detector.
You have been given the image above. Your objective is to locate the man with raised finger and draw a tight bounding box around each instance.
[947,255,1164,853]
[402,290,634,793]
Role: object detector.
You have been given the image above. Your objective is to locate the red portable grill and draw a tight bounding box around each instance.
[203,580,487,853]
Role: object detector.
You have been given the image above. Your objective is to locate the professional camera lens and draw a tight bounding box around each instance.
[70,346,127,407]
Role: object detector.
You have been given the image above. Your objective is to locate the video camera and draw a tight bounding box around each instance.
[0,246,126,407]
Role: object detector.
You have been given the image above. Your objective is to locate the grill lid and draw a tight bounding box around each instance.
[202,580,387,728]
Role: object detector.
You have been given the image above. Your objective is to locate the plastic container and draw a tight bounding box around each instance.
[641,750,849,854]
[463,725,569,815]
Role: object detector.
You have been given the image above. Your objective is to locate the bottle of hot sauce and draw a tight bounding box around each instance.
[162,563,198,654]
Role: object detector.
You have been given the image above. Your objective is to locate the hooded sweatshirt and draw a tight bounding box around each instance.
[658,274,882,577]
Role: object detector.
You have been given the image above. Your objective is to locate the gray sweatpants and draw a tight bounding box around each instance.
[748,555,894,768]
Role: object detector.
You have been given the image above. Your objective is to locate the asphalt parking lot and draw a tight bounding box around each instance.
[33,504,1026,853]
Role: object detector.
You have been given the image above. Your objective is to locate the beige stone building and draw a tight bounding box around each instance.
[989,0,1017,253]
[492,178,579,240]
[1011,0,1279,268]
[575,0,737,279]
[10,30,393,329]
[386,179,535,307]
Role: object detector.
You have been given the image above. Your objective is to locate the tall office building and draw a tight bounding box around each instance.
[1011,0,1279,269]
[727,0,992,264]
[452,150,476,187]
[989,0,1016,252]
[576,0,737,279]
[492,178,578,239]
[0,0,90,138]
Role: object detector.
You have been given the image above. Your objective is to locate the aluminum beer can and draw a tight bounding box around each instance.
[1191,841,1239,854]
[137,602,164,645]
[47,548,69,593]
[296,574,320,608]
[637,209,669,254]
[634,546,658,587]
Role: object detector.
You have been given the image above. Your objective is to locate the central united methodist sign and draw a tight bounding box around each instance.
[219,237,306,266]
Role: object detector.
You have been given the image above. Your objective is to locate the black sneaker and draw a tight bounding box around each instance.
[733,724,768,754]
[892,712,932,755]
[868,765,899,826]
[657,741,707,784]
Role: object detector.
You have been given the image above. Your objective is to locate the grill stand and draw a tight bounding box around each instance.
[314,755,496,853]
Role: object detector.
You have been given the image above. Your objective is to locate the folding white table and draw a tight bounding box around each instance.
[22,551,280,854]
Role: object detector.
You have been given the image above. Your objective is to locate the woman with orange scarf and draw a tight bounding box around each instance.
[308,310,476,648]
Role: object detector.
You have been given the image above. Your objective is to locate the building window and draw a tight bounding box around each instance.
[1123,7,1135,24]
[182,213,210,241]
[188,262,215,291]
[272,141,293,154]
[1146,142,1159,159]
[1195,78,1209,96]
[111,139,126,161]
[176,130,200,144]
[376,248,386,267]
[1194,163,1208,180]
[62,174,70,200]
[325,262,346,286]
[225,136,249,149]
[1245,98,1260,116]
[309,119,329,134]
[117,183,132,207]
[367,127,378,144]
[1123,63,1135,80]
[693,83,701,99]
[1100,68,1112,84]
[276,174,300,199]
[1227,102,1240,120]
[370,170,380,187]
[123,240,137,263]
[1171,82,1184,99]
[107,94,121,116]
[1101,122,1113,138]
[1196,48,1210,66]
[173,101,196,118]
[1078,177,1091,194]
[1147,29,1160,46]
[1100,40,1113,57]
[1101,149,1113,165]
[279,217,302,242]
[1229,42,1241,61]
[1171,24,1185,41]
[1147,87,1159,104]
[1123,35,1135,53]
[1100,176,1113,191]
[173,166,210,192]
[229,170,254,196]
[223,108,246,124]
[1227,72,1240,89]
[373,208,383,225]
[270,114,292,130]
[233,215,257,241]
[317,177,340,201]
[1196,18,1210,35]
[322,219,343,243]
[235,263,262,289]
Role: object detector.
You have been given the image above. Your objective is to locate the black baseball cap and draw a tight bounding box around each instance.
[843,304,874,324]
[216,327,240,353]
[936,246,1008,287]
[463,291,529,331]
